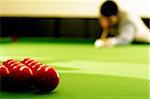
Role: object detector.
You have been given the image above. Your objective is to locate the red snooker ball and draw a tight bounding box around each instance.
[20,58,30,64]
[0,64,10,78]
[3,59,16,66]
[34,66,59,92]
[3,59,35,91]
[0,64,10,90]
[9,65,33,90]
[21,58,60,92]
[21,58,40,69]
[24,59,34,66]
[3,60,23,71]
[31,64,44,73]
[28,61,39,67]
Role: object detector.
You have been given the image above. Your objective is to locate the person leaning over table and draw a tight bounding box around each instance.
[95,0,150,48]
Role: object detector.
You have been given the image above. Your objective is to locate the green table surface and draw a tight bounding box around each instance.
[0,38,150,99]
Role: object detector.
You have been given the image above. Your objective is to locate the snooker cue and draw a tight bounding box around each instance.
[100,30,109,41]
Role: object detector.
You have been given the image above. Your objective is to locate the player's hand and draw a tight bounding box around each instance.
[94,38,118,48]
[104,38,118,48]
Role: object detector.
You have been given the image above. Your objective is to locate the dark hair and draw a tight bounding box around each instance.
[100,0,118,16]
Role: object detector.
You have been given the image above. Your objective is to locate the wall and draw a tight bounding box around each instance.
[0,0,150,18]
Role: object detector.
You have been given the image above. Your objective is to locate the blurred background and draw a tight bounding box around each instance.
[0,0,150,38]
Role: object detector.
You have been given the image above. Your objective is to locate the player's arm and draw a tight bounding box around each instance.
[94,17,110,48]
[98,16,110,40]
[95,30,110,48]
[107,23,136,46]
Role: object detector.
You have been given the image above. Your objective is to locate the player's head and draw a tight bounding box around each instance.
[101,0,118,17]
[99,0,119,27]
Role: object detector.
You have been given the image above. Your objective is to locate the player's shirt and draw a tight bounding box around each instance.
[110,11,150,45]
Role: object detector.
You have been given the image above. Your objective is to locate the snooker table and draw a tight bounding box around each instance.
[0,38,149,99]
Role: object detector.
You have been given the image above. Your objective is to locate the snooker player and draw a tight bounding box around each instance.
[95,0,150,48]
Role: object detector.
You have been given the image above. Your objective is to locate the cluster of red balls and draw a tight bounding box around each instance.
[0,58,59,92]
